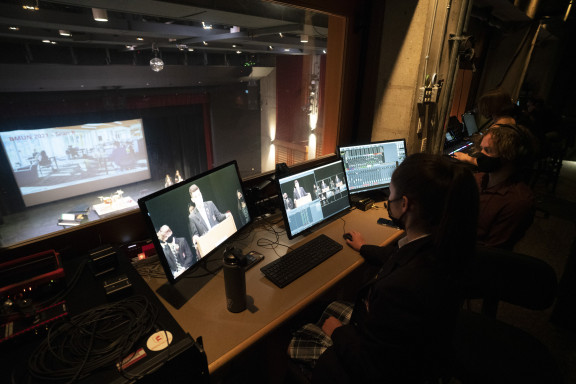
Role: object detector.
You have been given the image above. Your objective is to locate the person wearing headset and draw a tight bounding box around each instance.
[454,123,537,249]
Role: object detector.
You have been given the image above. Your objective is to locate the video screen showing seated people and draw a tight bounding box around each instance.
[278,160,350,239]
[0,119,151,207]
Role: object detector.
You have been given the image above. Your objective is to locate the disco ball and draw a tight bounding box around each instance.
[150,57,164,72]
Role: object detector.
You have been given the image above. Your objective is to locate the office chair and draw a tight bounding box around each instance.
[451,246,561,383]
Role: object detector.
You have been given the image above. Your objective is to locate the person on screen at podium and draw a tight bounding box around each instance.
[157,224,198,276]
[288,153,479,383]
[293,179,308,200]
[283,192,294,210]
[188,184,230,246]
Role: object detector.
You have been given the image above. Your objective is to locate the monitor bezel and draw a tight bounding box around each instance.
[138,160,251,284]
[338,138,407,195]
[276,158,351,240]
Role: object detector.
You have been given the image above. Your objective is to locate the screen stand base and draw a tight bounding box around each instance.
[155,258,222,309]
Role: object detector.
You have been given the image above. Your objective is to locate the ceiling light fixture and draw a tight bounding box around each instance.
[177,44,187,51]
[268,45,273,50]
[300,34,308,43]
[188,48,195,52]
[202,22,212,30]
[9,27,20,31]
[22,0,39,11]
[137,37,144,41]
[236,50,242,54]
[92,8,108,22]
[59,30,71,37]
[203,41,208,46]
[150,42,164,72]
[279,33,284,38]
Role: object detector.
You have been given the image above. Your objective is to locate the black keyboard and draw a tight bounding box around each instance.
[260,234,343,288]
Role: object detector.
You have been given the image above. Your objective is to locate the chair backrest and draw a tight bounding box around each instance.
[460,246,558,317]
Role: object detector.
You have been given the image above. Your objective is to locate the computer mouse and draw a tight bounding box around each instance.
[343,233,353,241]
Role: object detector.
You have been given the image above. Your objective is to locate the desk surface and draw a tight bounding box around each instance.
[141,205,403,373]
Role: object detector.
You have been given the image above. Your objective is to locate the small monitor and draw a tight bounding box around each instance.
[138,161,251,283]
[277,159,351,240]
[338,139,407,195]
[462,112,478,137]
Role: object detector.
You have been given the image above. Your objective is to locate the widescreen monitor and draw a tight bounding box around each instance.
[339,139,407,194]
[0,119,150,207]
[277,159,351,240]
[138,161,251,283]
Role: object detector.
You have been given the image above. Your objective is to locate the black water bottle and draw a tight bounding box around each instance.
[223,247,247,313]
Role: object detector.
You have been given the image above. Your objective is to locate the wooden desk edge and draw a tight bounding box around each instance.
[207,229,404,373]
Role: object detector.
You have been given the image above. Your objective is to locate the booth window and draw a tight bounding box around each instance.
[0,0,345,247]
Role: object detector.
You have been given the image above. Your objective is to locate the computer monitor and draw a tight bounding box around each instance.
[138,161,251,283]
[277,159,351,240]
[338,139,407,195]
[462,112,479,137]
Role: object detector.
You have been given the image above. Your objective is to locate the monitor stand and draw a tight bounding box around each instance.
[350,188,390,204]
[155,256,223,310]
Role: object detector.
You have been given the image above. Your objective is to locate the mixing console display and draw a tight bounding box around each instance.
[339,139,406,194]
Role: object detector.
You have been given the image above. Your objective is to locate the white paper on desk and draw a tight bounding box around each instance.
[61,213,75,221]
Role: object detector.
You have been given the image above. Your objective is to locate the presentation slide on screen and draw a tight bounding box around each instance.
[0,119,151,207]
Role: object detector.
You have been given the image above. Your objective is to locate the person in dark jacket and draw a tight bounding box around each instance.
[288,153,479,383]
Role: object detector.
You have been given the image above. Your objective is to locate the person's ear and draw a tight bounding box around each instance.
[400,195,410,214]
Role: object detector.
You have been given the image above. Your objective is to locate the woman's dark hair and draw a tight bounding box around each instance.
[391,153,479,270]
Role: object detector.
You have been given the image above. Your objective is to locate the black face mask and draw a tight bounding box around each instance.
[476,153,503,173]
[386,198,406,230]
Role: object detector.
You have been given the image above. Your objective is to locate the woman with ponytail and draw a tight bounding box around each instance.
[288,153,479,383]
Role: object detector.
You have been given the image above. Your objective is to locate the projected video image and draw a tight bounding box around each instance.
[0,119,151,206]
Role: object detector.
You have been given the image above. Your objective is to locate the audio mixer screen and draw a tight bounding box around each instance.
[339,139,407,194]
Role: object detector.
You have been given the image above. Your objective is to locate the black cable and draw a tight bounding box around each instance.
[26,294,158,382]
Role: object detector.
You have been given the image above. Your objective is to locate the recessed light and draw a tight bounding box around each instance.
[92,8,108,22]
[9,26,20,31]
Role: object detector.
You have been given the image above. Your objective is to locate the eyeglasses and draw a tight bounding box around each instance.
[384,197,403,210]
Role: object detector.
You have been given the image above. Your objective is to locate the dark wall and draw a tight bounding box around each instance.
[209,82,262,177]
